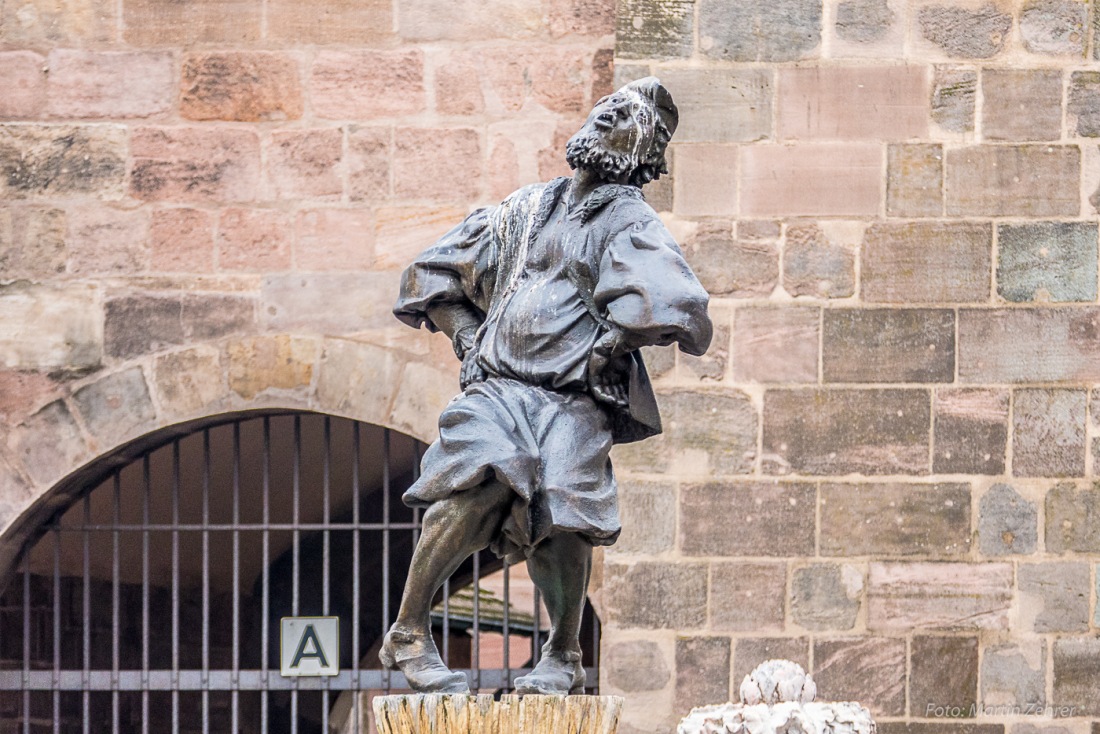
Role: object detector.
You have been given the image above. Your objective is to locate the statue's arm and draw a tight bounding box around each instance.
[584,212,710,408]
[393,207,495,353]
[425,302,482,359]
[593,214,713,357]
[426,301,486,389]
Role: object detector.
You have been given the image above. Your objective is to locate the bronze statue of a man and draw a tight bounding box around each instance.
[384,77,712,695]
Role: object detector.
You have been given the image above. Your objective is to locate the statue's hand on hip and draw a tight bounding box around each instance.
[589,329,630,408]
[460,348,487,390]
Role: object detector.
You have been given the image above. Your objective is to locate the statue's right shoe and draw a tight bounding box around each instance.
[379,627,471,694]
[513,649,585,695]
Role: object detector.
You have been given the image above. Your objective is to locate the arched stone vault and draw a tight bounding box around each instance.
[0,332,461,574]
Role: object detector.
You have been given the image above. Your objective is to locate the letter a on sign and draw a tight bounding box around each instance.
[280,617,339,677]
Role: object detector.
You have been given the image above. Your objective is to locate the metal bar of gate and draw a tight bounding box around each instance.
[53,528,60,734]
[112,471,121,734]
[408,440,421,699]
[22,553,30,734]
[172,440,181,734]
[591,610,601,692]
[291,415,301,734]
[441,579,449,667]
[82,493,90,734]
[378,428,422,705]
[351,422,361,734]
[502,560,510,691]
[202,430,211,734]
[262,418,271,734]
[381,428,391,692]
[472,552,480,692]
[142,456,150,734]
[322,416,331,732]
[0,552,3,713]
[532,587,541,666]
[232,423,241,733]
[411,443,421,549]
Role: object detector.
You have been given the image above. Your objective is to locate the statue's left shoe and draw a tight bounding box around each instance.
[379,627,470,694]
[514,649,585,695]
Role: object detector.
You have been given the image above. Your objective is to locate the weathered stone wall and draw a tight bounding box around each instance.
[599,0,1100,732]
[4,0,1100,731]
[0,0,614,537]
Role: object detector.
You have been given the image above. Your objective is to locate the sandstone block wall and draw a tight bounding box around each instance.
[3,0,1100,731]
[0,0,613,535]
[601,0,1100,731]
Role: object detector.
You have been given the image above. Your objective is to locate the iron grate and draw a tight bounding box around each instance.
[0,412,600,734]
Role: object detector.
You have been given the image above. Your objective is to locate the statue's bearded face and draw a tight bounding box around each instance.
[566,91,657,182]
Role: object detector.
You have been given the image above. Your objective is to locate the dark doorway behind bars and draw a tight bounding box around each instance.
[0,411,600,733]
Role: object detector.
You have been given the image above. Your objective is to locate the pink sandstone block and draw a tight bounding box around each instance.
[295,209,375,271]
[868,562,1013,630]
[673,144,738,216]
[181,52,303,122]
[267,129,343,200]
[487,134,520,201]
[393,127,481,202]
[267,0,393,43]
[777,65,930,141]
[946,145,1080,217]
[0,52,46,118]
[46,51,173,119]
[123,0,260,44]
[311,51,426,120]
[481,45,591,114]
[732,307,819,383]
[958,307,1100,383]
[741,144,883,216]
[434,50,485,116]
[373,205,466,270]
[549,0,615,37]
[131,127,261,203]
[348,126,392,202]
[217,208,292,272]
[148,209,215,273]
[67,206,148,275]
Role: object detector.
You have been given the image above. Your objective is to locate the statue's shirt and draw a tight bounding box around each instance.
[477,188,606,391]
[394,177,711,399]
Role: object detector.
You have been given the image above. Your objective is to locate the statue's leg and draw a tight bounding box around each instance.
[380,479,513,693]
[514,532,593,695]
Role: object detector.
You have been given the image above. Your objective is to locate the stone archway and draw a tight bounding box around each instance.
[0,333,459,574]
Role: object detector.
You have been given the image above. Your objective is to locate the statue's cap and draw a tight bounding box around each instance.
[621,76,678,139]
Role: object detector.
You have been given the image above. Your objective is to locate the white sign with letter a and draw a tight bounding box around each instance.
[280,617,340,677]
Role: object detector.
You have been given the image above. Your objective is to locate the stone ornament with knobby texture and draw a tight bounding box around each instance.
[678,660,876,734]
[372,694,623,734]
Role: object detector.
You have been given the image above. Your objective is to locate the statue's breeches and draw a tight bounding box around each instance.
[401,377,622,559]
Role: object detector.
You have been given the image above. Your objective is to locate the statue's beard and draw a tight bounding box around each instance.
[565,129,639,183]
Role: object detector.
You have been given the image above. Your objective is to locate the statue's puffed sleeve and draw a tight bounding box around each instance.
[593,215,712,356]
[393,207,496,332]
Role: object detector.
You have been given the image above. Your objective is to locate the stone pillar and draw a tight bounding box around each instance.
[369,694,623,734]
